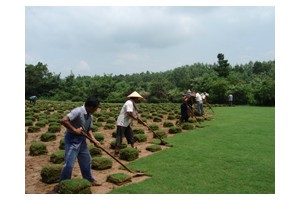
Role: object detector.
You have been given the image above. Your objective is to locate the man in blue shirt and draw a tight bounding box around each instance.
[57,96,101,191]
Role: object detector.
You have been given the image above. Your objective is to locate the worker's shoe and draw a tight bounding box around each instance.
[91,180,101,186]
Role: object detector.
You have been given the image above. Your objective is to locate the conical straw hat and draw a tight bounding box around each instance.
[127,91,144,100]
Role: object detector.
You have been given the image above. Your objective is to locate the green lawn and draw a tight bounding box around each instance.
[108,106,275,194]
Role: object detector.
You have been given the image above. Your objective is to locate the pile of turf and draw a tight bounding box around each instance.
[50,150,65,164]
[29,142,48,156]
[92,157,113,170]
[168,126,182,134]
[59,178,91,194]
[40,132,56,142]
[40,165,63,184]
[107,173,132,185]
[133,134,147,142]
[146,145,162,152]
[120,147,139,161]
[88,145,102,156]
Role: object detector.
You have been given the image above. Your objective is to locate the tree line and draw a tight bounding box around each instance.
[25,54,275,106]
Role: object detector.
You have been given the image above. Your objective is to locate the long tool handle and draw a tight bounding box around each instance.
[138,118,166,144]
[81,131,135,174]
[206,102,215,113]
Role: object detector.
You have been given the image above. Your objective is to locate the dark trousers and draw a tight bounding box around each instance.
[115,125,134,148]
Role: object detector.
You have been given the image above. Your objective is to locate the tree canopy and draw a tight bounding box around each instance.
[25,56,275,106]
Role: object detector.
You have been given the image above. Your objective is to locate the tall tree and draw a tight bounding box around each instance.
[214,53,230,78]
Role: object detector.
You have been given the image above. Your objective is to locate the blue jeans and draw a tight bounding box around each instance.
[197,101,204,116]
[60,132,94,182]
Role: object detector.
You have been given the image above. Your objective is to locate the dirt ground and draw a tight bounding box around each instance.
[25,114,181,194]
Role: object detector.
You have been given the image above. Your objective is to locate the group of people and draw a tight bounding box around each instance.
[54,89,232,192]
[54,91,146,191]
[178,89,209,125]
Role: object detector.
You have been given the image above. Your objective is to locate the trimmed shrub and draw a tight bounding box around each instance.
[120,147,139,161]
[27,126,41,133]
[148,124,159,131]
[153,129,167,138]
[40,132,56,142]
[107,173,132,185]
[88,145,102,157]
[163,121,174,127]
[59,178,91,194]
[40,165,63,184]
[133,134,147,142]
[59,138,65,150]
[29,142,48,156]
[181,123,194,130]
[92,157,112,170]
[146,145,162,152]
[48,124,61,133]
[133,128,145,134]
[50,150,65,164]
[168,126,182,134]
[93,133,104,142]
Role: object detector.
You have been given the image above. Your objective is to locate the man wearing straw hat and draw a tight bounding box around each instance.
[114,91,146,156]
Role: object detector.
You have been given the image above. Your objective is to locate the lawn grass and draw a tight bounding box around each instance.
[108,106,275,194]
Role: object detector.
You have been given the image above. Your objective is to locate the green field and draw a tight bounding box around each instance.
[109,106,275,194]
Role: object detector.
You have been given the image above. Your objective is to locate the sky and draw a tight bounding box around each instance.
[25,6,275,77]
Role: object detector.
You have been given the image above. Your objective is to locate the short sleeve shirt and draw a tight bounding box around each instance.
[67,106,93,133]
[116,100,137,127]
[195,93,202,103]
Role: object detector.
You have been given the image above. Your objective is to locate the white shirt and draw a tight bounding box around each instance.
[116,100,137,127]
[201,93,206,100]
[195,92,203,103]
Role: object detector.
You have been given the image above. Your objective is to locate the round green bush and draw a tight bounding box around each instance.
[107,173,132,185]
[120,147,139,161]
[146,144,162,152]
[29,142,48,156]
[50,150,65,164]
[40,165,63,184]
[133,134,147,142]
[92,157,112,170]
[59,178,91,194]
[168,126,182,134]
[163,121,174,127]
